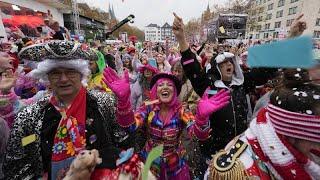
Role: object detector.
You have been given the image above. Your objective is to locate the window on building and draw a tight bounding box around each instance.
[266,13,272,20]
[265,23,271,29]
[314,31,320,38]
[258,16,263,22]
[278,0,285,7]
[256,34,260,39]
[276,10,283,18]
[290,0,298,3]
[273,32,279,38]
[268,3,274,10]
[257,0,262,5]
[288,6,298,15]
[286,19,294,26]
[252,10,257,15]
[257,25,262,31]
[259,7,264,13]
[264,32,269,38]
[316,18,320,26]
[275,21,281,28]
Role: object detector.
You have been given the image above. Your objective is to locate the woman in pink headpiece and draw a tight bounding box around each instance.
[103,67,230,179]
[131,61,159,110]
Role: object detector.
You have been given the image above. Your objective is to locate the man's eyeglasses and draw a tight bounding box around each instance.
[48,70,79,80]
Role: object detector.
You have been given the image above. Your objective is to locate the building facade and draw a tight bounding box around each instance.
[145,22,175,42]
[247,0,320,39]
[161,22,175,41]
[144,23,161,42]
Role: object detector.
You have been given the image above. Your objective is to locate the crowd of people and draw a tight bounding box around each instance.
[0,12,319,180]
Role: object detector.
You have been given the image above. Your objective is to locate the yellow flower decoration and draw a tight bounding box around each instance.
[57,126,68,139]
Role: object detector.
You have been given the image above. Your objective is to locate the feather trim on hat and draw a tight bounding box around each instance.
[29,59,90,86]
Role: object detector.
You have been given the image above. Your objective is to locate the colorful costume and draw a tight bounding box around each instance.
[131,104,209,179]
[103,69,231,179]
[88,50,112,93]
[207,105,320,179]
[206,73,320,180]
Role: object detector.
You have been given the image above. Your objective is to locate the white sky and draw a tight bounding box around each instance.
[80,0,229,29]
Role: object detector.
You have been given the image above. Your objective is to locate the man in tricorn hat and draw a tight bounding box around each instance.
[4,41,134,179]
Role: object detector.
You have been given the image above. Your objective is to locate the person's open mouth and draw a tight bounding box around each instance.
[226,67,233,73]
[161,90,170,98]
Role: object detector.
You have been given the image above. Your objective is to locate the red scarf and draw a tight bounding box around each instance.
[50,87,86,161]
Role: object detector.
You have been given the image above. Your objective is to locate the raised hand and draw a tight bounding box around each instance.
[172,12,184,40]
[102,67,130,102]
[196,88,231,125]
[289,14,306,38]
[172,12,189,52]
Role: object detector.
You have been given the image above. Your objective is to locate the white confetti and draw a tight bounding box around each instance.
[313,95,320,99]
[294,73,301,78]
[293,92,300,96]
[306,110,313,115]
[278,100,282,105]
[276,96,279,101]
[301,92,308,97]
[292,88,297,90]
[296,68,301,72]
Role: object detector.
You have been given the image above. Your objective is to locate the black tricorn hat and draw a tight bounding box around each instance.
[18,40,91,62]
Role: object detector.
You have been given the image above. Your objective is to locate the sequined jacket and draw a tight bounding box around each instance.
[3,90,133,180]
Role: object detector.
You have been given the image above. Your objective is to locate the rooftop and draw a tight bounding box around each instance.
[146,23,160,28]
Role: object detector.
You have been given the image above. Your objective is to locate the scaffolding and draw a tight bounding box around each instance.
[72,0,80,35]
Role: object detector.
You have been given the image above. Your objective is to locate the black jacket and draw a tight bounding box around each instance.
[181,48,277,157]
